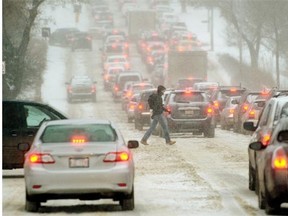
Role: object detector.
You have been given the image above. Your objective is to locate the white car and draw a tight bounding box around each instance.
[103,55,131,71]
[24,119,139,212]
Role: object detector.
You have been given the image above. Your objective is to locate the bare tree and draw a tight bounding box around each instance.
[3,0,46,98]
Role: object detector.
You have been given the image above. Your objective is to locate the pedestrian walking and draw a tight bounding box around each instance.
[140,85,176,145]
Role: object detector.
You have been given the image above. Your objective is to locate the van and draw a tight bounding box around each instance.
[2,100,68,169]
[112,71,143,101]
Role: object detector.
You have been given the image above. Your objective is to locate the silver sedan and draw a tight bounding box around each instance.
[24,119,139,212]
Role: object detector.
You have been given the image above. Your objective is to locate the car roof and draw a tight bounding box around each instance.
[44,119,112,126]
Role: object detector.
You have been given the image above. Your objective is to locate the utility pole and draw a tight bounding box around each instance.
[210,7,214,51]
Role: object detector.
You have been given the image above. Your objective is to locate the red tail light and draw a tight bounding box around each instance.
[207,106,213,115]
[229,109,235,114]
[129,104,135,110]
[104,74,109,81]
[272,147,288,169]
[138,103,144,110]
[213,101,219,109]
[103,152,129,162]
[91,85,96,93]
[114,86,119,92]
[68,85,73,93]
[29,153,55,164]
[261,133,271,146]
[242,104,249,112]
[248,109,255,119]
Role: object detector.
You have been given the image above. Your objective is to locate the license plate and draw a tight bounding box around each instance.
[185,110,194,115]
[69,158,89,168]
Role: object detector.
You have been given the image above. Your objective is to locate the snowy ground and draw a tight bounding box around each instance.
[2,1,288,215]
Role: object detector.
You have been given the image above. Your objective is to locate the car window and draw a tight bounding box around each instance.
[258,103,272,127]
[24,105,54,127]
[280,102,288,118]
[41,124,117,143]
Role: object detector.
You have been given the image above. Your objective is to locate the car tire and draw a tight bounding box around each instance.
[120,187,134,211]
[258,184,265,209]
[25,193,40,212]
[248,161,255,191]
[204,125,215,138]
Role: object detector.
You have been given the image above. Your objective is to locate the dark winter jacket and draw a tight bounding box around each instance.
[149,93,168,118]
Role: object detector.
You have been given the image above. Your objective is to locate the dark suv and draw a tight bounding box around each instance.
[70,32,93,51]
[49,28,80,46]
[3,100,68,169]
[163,89,216,137]
[134,89,157,130]
[243,94,288,193]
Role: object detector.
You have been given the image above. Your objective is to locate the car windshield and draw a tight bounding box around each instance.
[41,124,117,143]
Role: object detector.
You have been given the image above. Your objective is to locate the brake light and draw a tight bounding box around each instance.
[248,109,255,119]
[242,104,249,112]
[207,106,213,115]
[71,135,87,144]
[104,74,109,81]
[103,152,129,162]
[272,147,288,169]
[125,63,130,69]
[138,103,144,110]
[229,109,235,114]
[68,85,73,93]
[91,85,96,93]
[126,91,132,98]
[213,101,219,109]
[129,104,135,110]
[261,133,271,146]
[29,153,55,164]
[114,85,119,92]
[230,88,237,92]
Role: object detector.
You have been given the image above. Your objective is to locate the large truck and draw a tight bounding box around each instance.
[165,50,208,87]
[127,10,156,41]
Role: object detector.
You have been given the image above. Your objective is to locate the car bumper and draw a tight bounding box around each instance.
[266,170,288,202]
[69,93,95,99]
[25,164,134,196]
[167,116,213,132]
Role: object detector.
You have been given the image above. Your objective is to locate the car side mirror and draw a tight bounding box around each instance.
[243,121,257,132]
[127,140,139,149]
[18,143,30,151]
[278,130,288,143]
[249,142,265,151]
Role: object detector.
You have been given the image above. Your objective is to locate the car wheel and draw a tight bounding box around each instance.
[25,192,40,212]
[204,125,215,138]
[248,161,255,191]
[255,166,259,195]
[265,193,280,215]
[120,187,134,211]
[258,183,265,209]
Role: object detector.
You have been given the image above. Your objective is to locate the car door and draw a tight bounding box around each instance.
[3,101,68,169]
[2,101,27,169]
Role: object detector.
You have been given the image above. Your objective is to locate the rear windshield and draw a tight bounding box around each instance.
[119,75,141,89]
[41,124,117,143]
[172,92,207,103]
